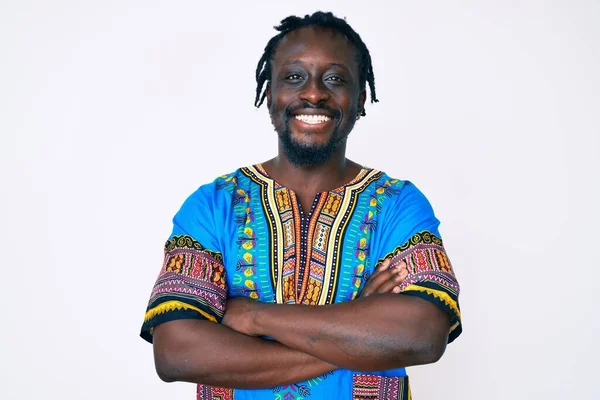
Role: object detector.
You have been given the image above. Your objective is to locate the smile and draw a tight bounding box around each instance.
[294,115,331,124]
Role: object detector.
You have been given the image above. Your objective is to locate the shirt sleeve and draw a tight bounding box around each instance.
[140,182,228,343]
[372,182,462,343]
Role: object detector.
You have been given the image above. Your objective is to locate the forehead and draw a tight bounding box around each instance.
[271,26,358,70]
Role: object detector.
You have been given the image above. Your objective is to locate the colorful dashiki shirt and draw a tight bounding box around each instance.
[141,164,462,400]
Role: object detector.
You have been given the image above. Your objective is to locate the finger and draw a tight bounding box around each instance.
[375,270,407,294]
[391,265,409,294]
[363,261,409,296]
[393,264,409,286]
[361,259,391,296]
[399,267,408,281]
[362,261,403,297]
[372,258,391,277]
[394,260,407,271]
[391,261,408,278]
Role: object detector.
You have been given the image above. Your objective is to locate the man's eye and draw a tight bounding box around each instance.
[285,74,303,81]
[326,76,345,83]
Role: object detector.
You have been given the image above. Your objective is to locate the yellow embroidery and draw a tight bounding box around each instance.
[402,284,461,319]
[144,300,217,323]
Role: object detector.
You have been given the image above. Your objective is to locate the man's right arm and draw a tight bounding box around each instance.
[153,319,336,389]
[152,259,407,389]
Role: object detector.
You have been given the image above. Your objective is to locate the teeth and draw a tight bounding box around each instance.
[295,114,331,124]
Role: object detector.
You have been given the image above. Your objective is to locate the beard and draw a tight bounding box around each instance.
[273,103,347,166]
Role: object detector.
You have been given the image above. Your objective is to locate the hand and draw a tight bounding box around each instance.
[221,296,264,336]
[359,258,408,298]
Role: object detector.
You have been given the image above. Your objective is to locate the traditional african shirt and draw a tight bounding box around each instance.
[141,164,462,400]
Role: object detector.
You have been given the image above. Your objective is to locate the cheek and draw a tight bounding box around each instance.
[336,89,360,114]
[341,100,359,123]
[268,91,292,120]
[268,101,282,120]
[267,88,279,110]
[268,100,285,128]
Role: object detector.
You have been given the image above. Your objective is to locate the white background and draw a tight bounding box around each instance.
[1,1,599,399]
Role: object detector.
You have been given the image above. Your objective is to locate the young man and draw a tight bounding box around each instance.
[141,11,462,399]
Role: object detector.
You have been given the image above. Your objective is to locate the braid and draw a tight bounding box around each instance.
[254,11,378,116]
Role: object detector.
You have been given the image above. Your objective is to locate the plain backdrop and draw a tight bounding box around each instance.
[1,1,599,399]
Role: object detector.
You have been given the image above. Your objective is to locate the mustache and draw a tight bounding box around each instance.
[284,103,341,120]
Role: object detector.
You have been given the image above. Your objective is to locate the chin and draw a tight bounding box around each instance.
[280,131,347,167]
[290,131,333,147]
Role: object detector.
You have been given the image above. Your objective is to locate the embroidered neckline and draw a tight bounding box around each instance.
[251,163,373,193]
[239,164,386,305]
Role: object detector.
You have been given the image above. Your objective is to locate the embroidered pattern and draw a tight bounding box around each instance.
[141,168,462,398]
[233,187,262,300]
[269,365,334,399]
[347,178,405,300]
[197,385,234,400]
[243,165,382,306]
[141,235,227,341]
[272,383,312,398]
[352,374,411,399]
[220,170,276,305]
[378,231,462,341]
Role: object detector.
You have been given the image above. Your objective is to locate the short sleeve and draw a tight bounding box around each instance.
[373,182,462,343]
[140,182,228,343]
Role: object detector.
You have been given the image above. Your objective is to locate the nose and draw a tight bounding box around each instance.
[299,78,330,105]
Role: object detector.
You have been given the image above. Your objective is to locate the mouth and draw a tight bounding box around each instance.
[293,114,332,125]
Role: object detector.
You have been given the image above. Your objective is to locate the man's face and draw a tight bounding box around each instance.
[267,26,366,166]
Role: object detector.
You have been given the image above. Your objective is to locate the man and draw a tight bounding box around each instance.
[140,11,461,399]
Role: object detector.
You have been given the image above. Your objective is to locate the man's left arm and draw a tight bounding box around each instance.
[224,292,450,371]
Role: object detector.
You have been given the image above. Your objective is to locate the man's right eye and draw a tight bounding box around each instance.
[285,74,303,81]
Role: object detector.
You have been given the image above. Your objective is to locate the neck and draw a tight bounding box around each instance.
[262,141,361,194]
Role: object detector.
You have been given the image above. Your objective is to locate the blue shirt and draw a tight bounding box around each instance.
[141,165,462,399]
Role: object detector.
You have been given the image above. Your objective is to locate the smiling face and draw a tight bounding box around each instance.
[267,26,366,166]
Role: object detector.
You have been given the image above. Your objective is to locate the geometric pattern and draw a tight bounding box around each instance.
[140,165,462,398]
[377,231,462,342]
[352,374,411,399]
[140,235,227,342]
[346,178,404,300]
[196,385,234,400]
[244,164,383,306]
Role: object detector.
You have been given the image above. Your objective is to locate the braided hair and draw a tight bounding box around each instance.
[254,11,378,117]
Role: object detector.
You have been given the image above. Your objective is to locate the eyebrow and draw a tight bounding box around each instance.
[282,60,350,71]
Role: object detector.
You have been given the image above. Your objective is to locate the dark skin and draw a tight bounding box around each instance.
[152,26,450,388]
[154,259,409,387]
[263,26,366,212]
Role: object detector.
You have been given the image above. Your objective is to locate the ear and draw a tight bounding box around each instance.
[358,89,367,115]
[266,82,272,108]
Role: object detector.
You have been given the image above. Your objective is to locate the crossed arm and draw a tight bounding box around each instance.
[152,260,451,388]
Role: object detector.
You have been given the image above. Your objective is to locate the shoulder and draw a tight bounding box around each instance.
[171,168,251,248]
[175,167,254,219]
[187,167,253,202]
[367,170,440,236]
[365,170,432,211]
[213,168,247,192]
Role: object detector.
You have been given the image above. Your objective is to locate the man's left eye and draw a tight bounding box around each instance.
[326,76,345,83]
